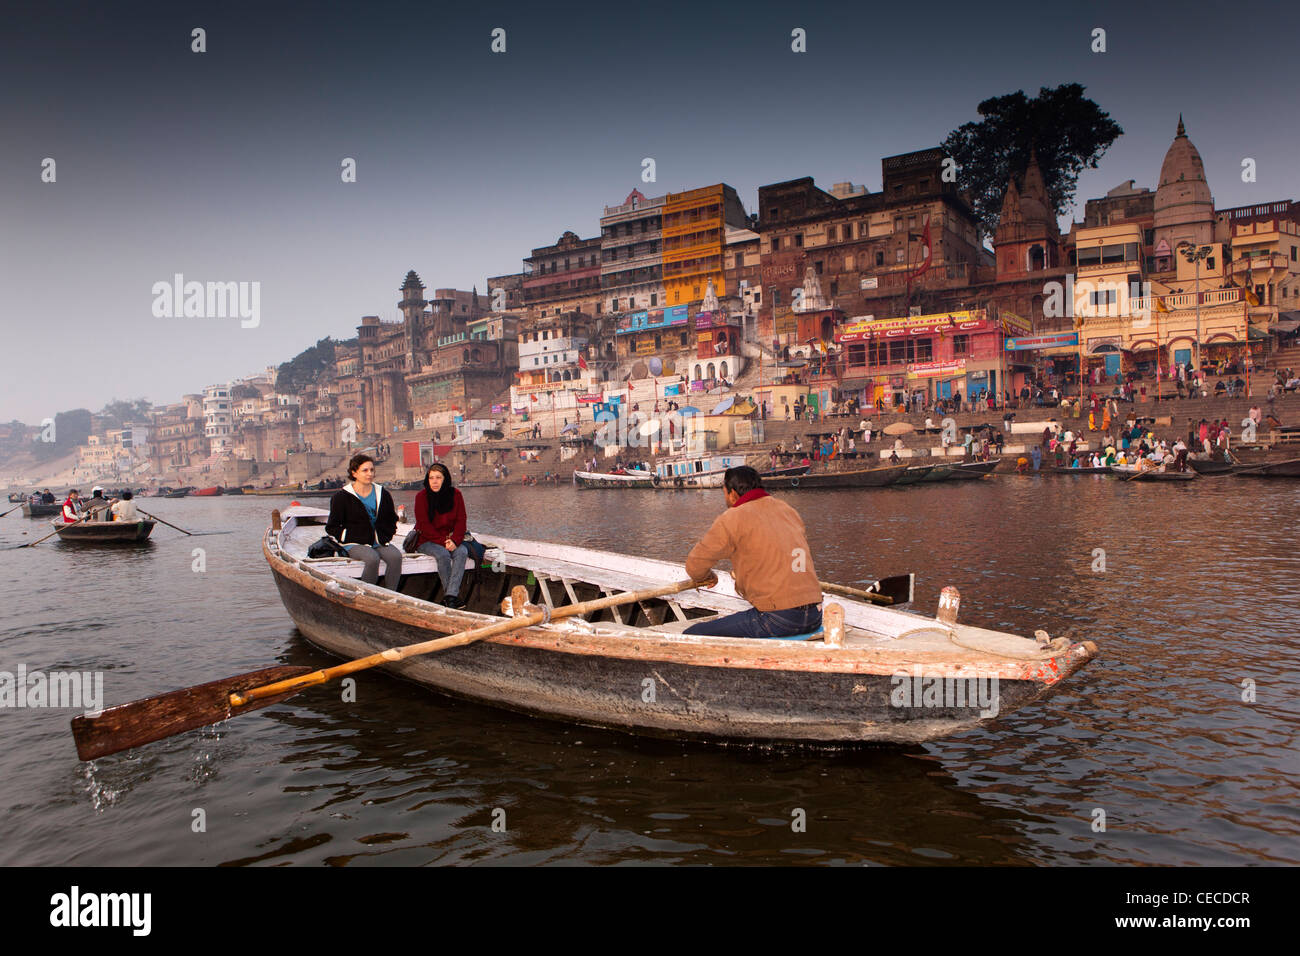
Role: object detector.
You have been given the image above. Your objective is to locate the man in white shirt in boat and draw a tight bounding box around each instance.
[683,466,824,639]
[110,490,140,522]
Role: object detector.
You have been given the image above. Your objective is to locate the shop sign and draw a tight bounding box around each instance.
[906,359,967,379]
[1000,311,1032,335]
[1005,332,1078,351]
[836,310,987,343]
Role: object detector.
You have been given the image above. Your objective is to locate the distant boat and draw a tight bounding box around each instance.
[21,501,62,518]
[761,463,904,490]
[1186,457,1236,475]
[54,519,155,543]
[1233,457,1300,478]
[1111,465,1197,482]
[892,464,934,485]
[161,488,192,498]
[948,459,1001,479]
[194,486,223,497]
[1048,466,1115,475]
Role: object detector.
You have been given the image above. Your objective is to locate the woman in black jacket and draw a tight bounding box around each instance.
[326,453,402,589]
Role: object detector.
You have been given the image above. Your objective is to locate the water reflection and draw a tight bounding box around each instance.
[0,484,1296,865]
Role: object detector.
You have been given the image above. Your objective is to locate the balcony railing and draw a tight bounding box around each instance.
[1229,253,1288,274]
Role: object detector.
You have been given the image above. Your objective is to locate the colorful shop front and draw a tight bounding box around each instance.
[834,309,1004,409]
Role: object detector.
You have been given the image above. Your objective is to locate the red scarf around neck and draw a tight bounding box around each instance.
[730,488,770,507]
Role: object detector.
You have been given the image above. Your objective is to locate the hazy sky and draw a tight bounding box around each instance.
[3,0,1297,423]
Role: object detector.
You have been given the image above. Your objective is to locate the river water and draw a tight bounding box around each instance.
[2,477,1297,866]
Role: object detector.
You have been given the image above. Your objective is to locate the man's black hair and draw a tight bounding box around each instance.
[723,466,761,496]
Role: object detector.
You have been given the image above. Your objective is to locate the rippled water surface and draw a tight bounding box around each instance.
[2,478,1298,865]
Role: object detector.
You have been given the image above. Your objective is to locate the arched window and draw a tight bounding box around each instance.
[463,350,469,362]
[1027,244,1045,271]
[707,362,716,379]
[720,361,729,379]
[695,364,703,380]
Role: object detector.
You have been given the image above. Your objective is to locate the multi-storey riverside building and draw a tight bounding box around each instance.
[758,148,989,346]
[202,383,234,455]
[522,231,604,318]
[661,184,748,308]
[600,189,666,314]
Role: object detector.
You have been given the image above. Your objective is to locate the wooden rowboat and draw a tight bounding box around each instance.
[760,463,908,490]
[1233,457,1300,478]
[264,506,1098,745]
[194,486,223,497]
[918,463,956,482]
[54,519,155,543]
[948,459,1001,479]
[1110,465,1197,481]
[892,464,934,485]
[1048,466,1114,475]
[1186,457,1236,475]
[21,501,62,518]
[572,468,655,489]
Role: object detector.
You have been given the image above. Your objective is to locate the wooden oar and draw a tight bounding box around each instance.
[1,500,29,518]
[819,573,913,606]
[135,507,194,535]
[71,577,702,761]
[19,512,90,547]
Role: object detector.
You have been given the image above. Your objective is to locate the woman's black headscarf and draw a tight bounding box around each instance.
[424,463,455,520]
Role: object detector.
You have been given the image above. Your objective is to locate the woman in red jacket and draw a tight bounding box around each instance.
[413,463,469,608]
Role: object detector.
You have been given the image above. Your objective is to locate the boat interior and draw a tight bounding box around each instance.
[271,507,1065,659]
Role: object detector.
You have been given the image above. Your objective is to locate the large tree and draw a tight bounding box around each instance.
[100,398,152,429]
[276,337,338,394]
[942,84,1123,238]
[32,408,92,462]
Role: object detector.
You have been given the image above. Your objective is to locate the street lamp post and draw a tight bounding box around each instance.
[1177,241,1212,379]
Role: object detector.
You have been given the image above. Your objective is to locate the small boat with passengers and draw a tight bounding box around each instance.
[263,505,1098,745]
[21,500,63,518]
[53,519,155,543]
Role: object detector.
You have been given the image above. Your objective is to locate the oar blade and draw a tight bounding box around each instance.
[872,573,914,606]
[71,664,314,761]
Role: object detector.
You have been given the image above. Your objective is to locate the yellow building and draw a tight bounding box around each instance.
[661,184,747,307]
[1222,218,1300,322]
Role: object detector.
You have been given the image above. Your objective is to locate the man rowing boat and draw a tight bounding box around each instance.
[683,466,823,639]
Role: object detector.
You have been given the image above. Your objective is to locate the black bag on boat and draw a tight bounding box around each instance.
[307,535,349,559]
[463,532,487,564]
[402,527,421,553]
